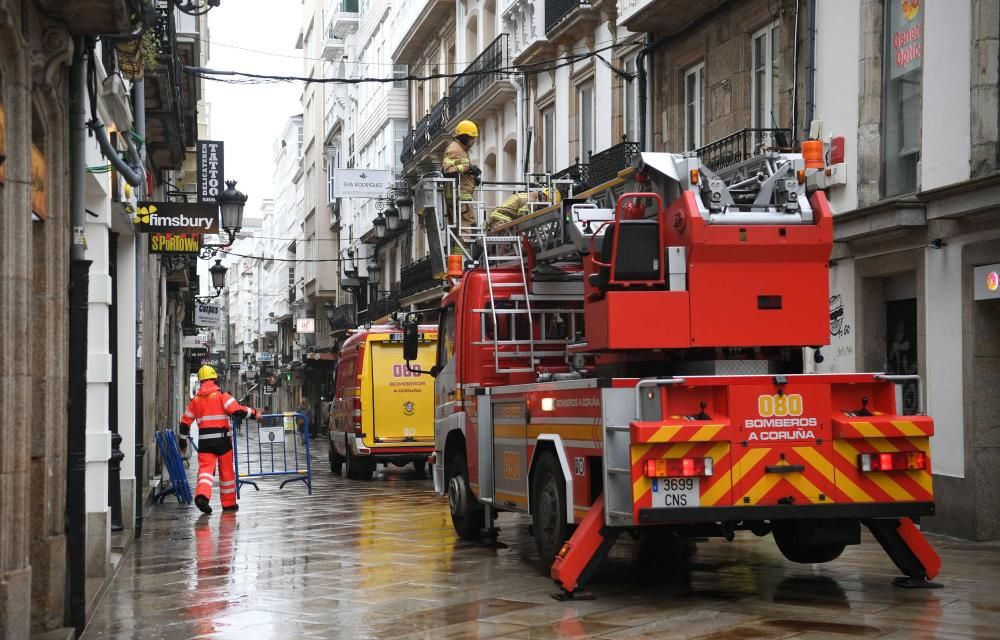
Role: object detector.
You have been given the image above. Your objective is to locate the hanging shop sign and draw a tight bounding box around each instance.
[194,302,221,328]
[188,347,207,358]
[889,0,923,80]
[133,201,219,234]
[255,352,274,362]
[0,102,6,184]
[182,335,207,349]
[974,263,1000,301]
[296,318,316,334]
[197,140,225,203]
[262,383,275,395]
[149,232,203,254]
[333,168,392,198]
[31,145,47,220]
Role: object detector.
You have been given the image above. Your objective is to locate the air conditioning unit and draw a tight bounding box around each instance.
[101,74,134,132]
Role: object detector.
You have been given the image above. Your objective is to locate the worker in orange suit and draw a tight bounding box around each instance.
[179,365,262,514]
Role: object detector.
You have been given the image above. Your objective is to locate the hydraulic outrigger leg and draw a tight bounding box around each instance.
[550,496,620,600]
[865,517,943,588]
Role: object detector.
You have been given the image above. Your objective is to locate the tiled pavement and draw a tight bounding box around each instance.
[85,439,1000,639]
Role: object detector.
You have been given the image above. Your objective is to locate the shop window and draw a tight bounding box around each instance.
[882,0,923,196]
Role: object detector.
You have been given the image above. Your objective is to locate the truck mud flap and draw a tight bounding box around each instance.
[864,517,942,588]
[550,495,620,599]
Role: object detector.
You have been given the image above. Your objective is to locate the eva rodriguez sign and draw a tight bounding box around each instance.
[333,168,392,198]
[197,140,225,203]
[133,202,219,234]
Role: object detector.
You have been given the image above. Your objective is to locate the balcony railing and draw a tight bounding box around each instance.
[696,128,793,173]
[359,290,400,323]
[401,97,449,167]
[552,162,589,191]
[400,256,438,298]
[449,34,510,119]
[328,303,356,332]
[586,140,640,188]
[544,0,588,33]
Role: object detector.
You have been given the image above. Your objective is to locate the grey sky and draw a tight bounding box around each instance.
[205,1,304,220]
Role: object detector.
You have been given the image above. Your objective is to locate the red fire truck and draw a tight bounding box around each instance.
[403,150,940,596]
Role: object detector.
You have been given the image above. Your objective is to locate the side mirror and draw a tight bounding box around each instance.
[429,365,442,378]
[402,319,420,362]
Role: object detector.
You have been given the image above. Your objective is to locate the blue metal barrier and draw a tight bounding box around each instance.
[232,412,313,497]
[154,430,193,504]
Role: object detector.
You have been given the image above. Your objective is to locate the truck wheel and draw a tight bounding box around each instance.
[412,459,427,475]
[346,448,374,481]
[772,521,846,564]
[329,440,343,475]
[531,451,568,567]
[447,452,483,540]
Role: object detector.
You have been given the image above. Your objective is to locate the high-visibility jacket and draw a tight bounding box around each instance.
[442,139,476,201]
[488,192,531,228]
[179,380,257,454]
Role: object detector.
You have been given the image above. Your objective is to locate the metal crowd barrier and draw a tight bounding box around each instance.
[232,411,313,497]
[154,429,193,504]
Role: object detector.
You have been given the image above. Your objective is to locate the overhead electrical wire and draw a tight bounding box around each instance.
[186,37,644,86]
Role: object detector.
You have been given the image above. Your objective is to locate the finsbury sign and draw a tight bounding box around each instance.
[133,202,220,234]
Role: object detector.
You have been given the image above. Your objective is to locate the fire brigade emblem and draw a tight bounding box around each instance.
[403,401,415,416]
[988,271,999,292]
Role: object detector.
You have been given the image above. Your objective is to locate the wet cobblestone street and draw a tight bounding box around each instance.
[85,441,1000,640]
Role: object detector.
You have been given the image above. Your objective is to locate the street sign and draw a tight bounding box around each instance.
[194,302,221,328]
[133,202,219,234]
[974,263,1000,300]
[333,168,392,198]
[255,352,273,362]
[197,140,225,203]
[149,232,202,254]
[296,318,315,333]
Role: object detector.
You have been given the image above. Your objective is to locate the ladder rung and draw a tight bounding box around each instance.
[607,467,631,475]
[605,425,631,432]
[608,510,634,518]
[496,367,534,373]
[490,282,526,288]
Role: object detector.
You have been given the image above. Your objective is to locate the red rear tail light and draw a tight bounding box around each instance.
[858,451,926,472]
[352,394,363,434]
[645,457,713,478]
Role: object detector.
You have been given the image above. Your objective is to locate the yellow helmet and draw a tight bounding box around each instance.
[197,365,218,382]
[542,188,562,204]
[455,120,479,138]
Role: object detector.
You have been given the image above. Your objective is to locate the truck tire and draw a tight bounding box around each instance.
[447,452,483,540]
[531,451,569,567]
[772,521,846,564]
[346,448,374,480]
[413,459,427,475]
[329,440,343,475]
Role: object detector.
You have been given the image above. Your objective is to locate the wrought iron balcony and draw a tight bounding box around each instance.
[145,3,187,171]
[544,0,589,34]
[328,303,356,333]
[552,162,590,194]
[695,128,793,173]
[400,256,438,298]
[359,290,401,324]
[586,140,640,188]
[401,97,450,169]
[449,34,511,120]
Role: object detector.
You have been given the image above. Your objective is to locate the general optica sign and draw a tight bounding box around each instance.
[197,140,225,203]
[889,0,922,80]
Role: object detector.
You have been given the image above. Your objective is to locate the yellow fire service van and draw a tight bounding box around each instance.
[329,324,438,480]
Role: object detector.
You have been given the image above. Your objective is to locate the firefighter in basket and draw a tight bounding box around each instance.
[179,365,263,514]
[486,188,561,231]
[442,120,481,243]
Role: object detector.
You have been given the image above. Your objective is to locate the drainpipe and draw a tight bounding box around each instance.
[636,34,668,152]
[132,79,147,536]
[791,0,802,143]
[804,0,817,139]
[67,37,91,638]
[89,119,144,187]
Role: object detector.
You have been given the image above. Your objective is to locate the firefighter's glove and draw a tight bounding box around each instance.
[469,165,482,177]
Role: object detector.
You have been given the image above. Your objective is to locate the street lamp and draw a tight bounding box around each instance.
[200,180,248,259]
[384,203,400,232]
[367,256,381,286]
[396,197,413,224]
[373,212,387,239]
[171,0,222,16]
[209,259,228,294]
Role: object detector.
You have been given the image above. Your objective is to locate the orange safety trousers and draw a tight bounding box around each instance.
[196,448,237,508]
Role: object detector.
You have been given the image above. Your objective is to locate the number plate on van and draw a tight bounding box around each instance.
[651,478,700,508]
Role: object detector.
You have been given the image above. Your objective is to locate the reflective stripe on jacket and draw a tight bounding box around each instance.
[442,140,476,199]
[180,380,249,433]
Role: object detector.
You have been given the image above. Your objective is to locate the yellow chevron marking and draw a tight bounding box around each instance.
[741,473,782,504]
[868,439,900,453]
[692,425,725,441]
[793,446,835,483]
[868,473,915,501]
[631,444,654,464]
[837,473,875,503]
[650,425,677,442]
[848,421,884,438]
[664,442,698,459]
[633,475,651,501]
[701,469,731,506]
[834,438,858,460]
[892,420,926,437]
[783,473,827,504]
[706,441,730,462]
[910,470,933,495]
[909,437,931,453]
[731,448,770,486]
